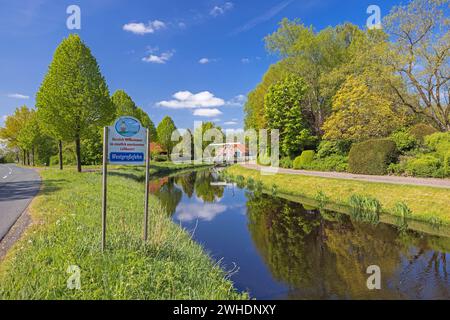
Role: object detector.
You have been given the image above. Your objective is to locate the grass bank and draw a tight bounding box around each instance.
[0,164,245,299]
[226,165,450,226]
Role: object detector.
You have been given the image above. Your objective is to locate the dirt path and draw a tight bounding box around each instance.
[241,164,450,189]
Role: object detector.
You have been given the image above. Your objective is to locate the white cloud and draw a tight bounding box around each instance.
[224,121,238,125]
[210,2,234,17]
[178,22,187,29]
[157,91,225,109]
[199,58,210,64]
[241,58,250,64]
[142,50,174,64]
[175,203,228,222]
[193,108,223,117]
[226,94,247,107]
[123,20,166,35]
[6,93,29,99]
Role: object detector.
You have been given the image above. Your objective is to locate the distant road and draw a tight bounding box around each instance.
[0,164,40,241]
[241,164,450,189]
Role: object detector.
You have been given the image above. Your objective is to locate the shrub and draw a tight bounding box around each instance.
[425,132,450,156]
[348,139,398,175]
[293,150,315,169]
[258,153,271,166]
[390,129,417,153]
[409,123,438,143]
[316,140,351,159]
[444,151,450,176]
[387,161,407,176]
[154,155,168,162]
[280,157,293,169]
[306,155,348,172]
[405,154,441,177]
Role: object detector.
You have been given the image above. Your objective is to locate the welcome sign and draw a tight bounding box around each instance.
[108,116,147,165]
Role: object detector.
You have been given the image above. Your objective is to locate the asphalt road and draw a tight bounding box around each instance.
[0,164,40,241]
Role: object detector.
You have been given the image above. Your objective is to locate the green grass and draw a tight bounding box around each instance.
[0,164,245,300]
[226,165,450,225]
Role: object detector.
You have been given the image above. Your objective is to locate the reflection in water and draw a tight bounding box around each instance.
[150,170,450,299]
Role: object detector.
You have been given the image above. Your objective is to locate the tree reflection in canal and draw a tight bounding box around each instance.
[151,170,450,299]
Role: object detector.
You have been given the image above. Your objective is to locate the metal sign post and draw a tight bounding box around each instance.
[101,116,150,252]
[101,126,109,252]
[143,128,150,242]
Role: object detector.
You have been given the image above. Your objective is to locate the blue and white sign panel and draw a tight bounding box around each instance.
[108,116,147,165]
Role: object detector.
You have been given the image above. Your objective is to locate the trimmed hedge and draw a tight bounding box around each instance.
[293,150,315,169]
[348,139,398,175]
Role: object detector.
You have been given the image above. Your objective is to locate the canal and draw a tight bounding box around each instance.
[150,169,450,299]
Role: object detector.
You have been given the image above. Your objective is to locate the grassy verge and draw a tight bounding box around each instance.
[226,165,450,226]
[0,164,245,300]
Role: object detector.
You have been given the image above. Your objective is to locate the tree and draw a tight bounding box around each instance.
[244,61,289,130]
[135,107,158,142]
[194,121,224,152]
[265,19,366,135]
[156,116,177,155]
[112,90,158,142]
[322,75,406,142]
[264,74,315,158]
[384,0,450,131]
[36,34,114,172]
[17,110,41,166]
[0,106,33,165]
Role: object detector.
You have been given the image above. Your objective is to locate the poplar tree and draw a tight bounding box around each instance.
[36,34,114,172]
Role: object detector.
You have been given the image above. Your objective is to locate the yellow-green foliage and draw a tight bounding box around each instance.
[444,151,450,176]
[293,150,315,169]
[322,75,405,142]
[425,132,450,157]
[405,154,442,177]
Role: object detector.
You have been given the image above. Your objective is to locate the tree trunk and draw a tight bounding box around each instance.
[59,140,63,170]
[22,150,26,165]
[75,136,82,173]
[26,151,30,166]
[32,147,35,167]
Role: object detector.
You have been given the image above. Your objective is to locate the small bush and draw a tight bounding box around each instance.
[154,155,169,162]
[405,154,441,177]
[444,151,450,176]
[316,140,351,159]
[280,157,293,169]
[293,150,315,169]
[306,155,348,172]
[390,129,417,153]
[258,153,271,166]
[425,132,450,156]
[348,139,398,175]
[409,123,438,143]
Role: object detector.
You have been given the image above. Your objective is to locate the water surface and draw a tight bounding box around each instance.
[151,170,450,299]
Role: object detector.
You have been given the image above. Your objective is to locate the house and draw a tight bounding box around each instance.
[211,142,249,163]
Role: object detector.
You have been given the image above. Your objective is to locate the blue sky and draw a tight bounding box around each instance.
[0,0,402,130]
